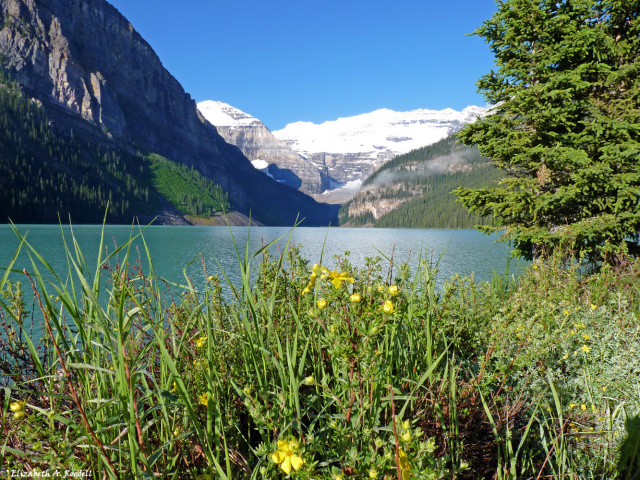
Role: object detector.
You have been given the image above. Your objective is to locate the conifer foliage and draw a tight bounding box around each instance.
[455,0,640,261]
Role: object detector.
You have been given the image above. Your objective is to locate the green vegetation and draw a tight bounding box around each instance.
[1,226,639,479]
[339,135,502,228]
[148,154,230,217]
[455,0,640,261]
[0,68,229,223]
[374,166,501,229]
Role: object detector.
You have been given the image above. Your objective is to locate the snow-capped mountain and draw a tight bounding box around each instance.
[198,101,486,202]
[198,101,329,194]
[272,106,487,184]
[198,100,262,127]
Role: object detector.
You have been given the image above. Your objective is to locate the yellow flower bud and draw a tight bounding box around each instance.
[9,400,25,412]
[317,298,327,309]
[382,300,394,314]
[350,292,362,303]
[388,285,399,296]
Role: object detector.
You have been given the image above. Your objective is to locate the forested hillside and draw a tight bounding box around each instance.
[339,134,502,228]
[0,70,230,224]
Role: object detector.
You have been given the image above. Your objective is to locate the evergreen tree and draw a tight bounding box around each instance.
[455,0,640,262]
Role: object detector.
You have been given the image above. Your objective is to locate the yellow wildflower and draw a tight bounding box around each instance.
[199,392,211,407]
[582,345,591,353]
[570,403,577,408]
[350,292,362,303]
[399,448,412,479]
[302,274,317,295]
[173,428,180,437]
[321,267,355,289]
[13,410,26,420]
[581,404,587,411]
[570,329,575,335]
[388,285,399,296]
[377,285,385,292]
[591,304,597,310]
[401,431,412,442]
[170,382,178,394]
[563,353,569,360]
[207,275,215,282]
[602,386,607,392]
[533,265,538,270]
[402,420,410,430]
[303,375,315,385]
[583,334,590,341]
[317,298,327,309]
[382,300,395,314]
[564,309,569,316]
[9,400,25,413]
[271,439,304,474]
[369,469,378,479]
[195,336,207,348]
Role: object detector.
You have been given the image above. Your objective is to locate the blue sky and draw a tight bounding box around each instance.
[106,0,498,130]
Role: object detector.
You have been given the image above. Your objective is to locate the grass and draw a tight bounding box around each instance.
[1,223,639,479]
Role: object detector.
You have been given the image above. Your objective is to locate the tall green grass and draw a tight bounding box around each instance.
[1,224,639,479]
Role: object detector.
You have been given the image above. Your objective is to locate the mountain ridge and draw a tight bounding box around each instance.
[198,100,330,194]
[0,0,337,226]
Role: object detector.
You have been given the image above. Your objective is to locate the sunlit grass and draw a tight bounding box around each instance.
[1,223,639,479]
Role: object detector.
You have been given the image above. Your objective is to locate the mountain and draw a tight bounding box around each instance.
[273,106,487,185]
[197,101,330,194]
[0,0,337,226]
[339,134,502,229]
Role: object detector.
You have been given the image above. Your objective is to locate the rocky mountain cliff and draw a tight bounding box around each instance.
[198,101,330,194]
[0,0,336,225]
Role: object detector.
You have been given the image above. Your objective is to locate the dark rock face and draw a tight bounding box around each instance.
[0,0,336,225]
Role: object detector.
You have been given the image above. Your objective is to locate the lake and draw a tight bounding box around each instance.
[0,225,526,341]
[0,224,524,293]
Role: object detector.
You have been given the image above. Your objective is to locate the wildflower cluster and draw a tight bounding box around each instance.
[302,264,354,295]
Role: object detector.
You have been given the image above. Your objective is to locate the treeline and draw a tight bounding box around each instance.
[374,166,500,228]
[339,133,502,228]
[0,69,230,223]
[362,134,483,187]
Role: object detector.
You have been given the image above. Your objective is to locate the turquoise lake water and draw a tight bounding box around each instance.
[0,224,526,340]
[1,224,523,291]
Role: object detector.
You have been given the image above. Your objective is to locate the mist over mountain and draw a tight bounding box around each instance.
[340,134,501,228]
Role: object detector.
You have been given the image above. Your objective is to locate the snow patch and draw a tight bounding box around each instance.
[251,159,270,170]
[198,100,261,127]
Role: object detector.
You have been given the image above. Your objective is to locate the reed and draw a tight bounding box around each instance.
[1,223,639,479]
